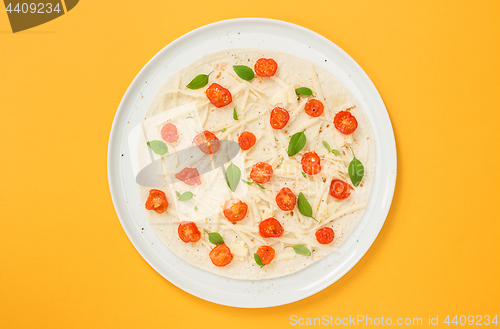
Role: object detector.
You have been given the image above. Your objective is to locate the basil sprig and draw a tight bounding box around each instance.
[254,253,265,268]
[225,162,241,192]
[295,87,313,96]
[207,232,224,245]
[186,72,211,89]
[288,132,306,156]
[147,140,168,155]
[348,152,364,187]
[233,65,255,81]
[322,141,341,155]
[176,191,193,201]
[292,244,311,256]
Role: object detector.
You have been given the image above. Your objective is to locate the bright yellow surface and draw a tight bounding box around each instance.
[1,1,499,327]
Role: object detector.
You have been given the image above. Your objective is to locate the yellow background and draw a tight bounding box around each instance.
[1,1,499,327]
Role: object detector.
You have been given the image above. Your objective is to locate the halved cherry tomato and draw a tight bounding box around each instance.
[250,162,273,184]
[209,244,233,267]
[145,189,168,214]
[175,167,201,186]
[206,83,232,108]
[315,227,335,244]
[238,131,257,150]
[193,130,220,154]
[254,58,278,77]
[329,179,352,200]
[301,151,321,175]
[256,245,275,265]
[304,99,324,117]
[223,199,248,222]
[160,123,178,143]
[270,107,290,129]
[334,110,358,135]
[178,221,201,243]
[276,187,296,211]
[259,218,284,238]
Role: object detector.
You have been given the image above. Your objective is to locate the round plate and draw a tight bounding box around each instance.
[108,18,396,308]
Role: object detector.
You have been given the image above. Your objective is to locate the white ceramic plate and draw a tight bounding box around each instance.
[108,18,396,308]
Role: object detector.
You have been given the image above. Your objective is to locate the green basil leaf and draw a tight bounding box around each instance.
[221,128,227,132]
[241,179,254,185]
[186,72,211,90]
[298,192,313,218]
[233,65,255,81]
[254,253,265,268]
[331,149,341,155]
[256,182,266,189]
[295,87,313,96]
[322,141,331,152]
[233,108,238,120]
[147,140,168,155]
[207,232,224,245]
[194,206,198,211]
[177,191,194,201]
[348,154,364,187]
[225,162,241,192]
[301,172,307,178]
[292,244,311,256]
[288,132,307,156]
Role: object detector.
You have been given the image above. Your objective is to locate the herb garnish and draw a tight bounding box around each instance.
[288,132,307,156]
[147,140,168,155]
[186,72,212,89]
[233,65,255,81]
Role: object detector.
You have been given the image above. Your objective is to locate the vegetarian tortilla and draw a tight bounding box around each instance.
[135,49,374,280]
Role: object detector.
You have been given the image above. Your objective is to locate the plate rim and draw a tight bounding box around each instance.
[108,17,397,308]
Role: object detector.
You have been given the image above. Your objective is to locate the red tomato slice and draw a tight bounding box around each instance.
[304,99,324,117]
[334,110,358,135]
[193,130,220,154]
[160,123,178,143]
[259,218,284,238]
[270,107,290,129]
[238,131,257,150]
[145,189,168,214]
[315,227,335,244]
[250,162,273,184]
[175,167,201,186]
[329,179,352,200]
[256,245,276,265]
[301,151,321,175]
[276,187,297,211]
[206,83,232,108]
[178,221,201,243]
[209,244,233,267]
[223,199,248,222]
[254,58,278,77]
